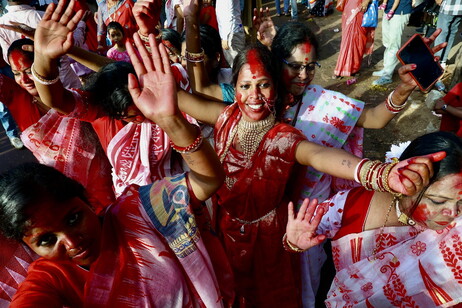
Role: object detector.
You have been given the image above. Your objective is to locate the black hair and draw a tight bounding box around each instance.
[107,21,125,35]
[399,131,462,214]
[161,28,182,53]
[231,43,285,118]
[83,61,135,119]
[271,22,319,61]
[0,163,88,241]
[7,38,34,63]
[400,131,462,181]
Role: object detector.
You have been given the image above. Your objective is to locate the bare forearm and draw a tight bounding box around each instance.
[32,53,74,114]
[184,15,222,99]
[295,141,361,180]
[177,89,224,125]
[67,46,114,72]
[358,83,416,128]
[157,114,224,200]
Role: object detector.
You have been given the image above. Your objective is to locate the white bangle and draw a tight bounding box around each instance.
[31,63,60,86]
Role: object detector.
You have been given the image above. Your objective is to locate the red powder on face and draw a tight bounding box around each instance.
[413,203,431,223]
[301,42,312,56]
[9,50,32,71]
[246,49,266,76]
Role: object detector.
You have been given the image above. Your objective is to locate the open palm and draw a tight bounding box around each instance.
[127,33,179,124]
[34,0,84,59]
[286,198,327,251]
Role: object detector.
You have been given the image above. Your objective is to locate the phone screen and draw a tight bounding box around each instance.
[397,34,443,91]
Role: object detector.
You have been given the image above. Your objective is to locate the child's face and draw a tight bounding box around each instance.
[202,0,211,6]
[109,28,124,44]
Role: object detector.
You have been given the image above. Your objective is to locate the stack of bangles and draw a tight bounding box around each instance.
[169,127,203,154]
[354,158,399,194]
[282,233,307,253]
[137,30,162,53]
[185,49,205,63]
[30,63,60,85]
[385,90,407,113]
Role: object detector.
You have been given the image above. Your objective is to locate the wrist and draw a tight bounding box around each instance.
[282,233,307,253]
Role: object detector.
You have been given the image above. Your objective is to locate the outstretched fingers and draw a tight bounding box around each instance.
[148,34,163,73]
[131,33,152,74]
[50,0,66,21]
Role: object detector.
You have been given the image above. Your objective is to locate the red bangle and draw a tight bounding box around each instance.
[170,127,203,154]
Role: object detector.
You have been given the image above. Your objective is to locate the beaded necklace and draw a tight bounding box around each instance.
[219,113,276,189]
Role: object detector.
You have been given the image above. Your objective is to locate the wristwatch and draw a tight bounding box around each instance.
[442,104,448,111]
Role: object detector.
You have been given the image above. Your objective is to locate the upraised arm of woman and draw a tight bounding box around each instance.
[183,0,223,100]
[127,33,225,201]
[357,29,448,129]
[33,0,83,115]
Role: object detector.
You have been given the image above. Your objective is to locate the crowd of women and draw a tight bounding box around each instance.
[0,0,461,307]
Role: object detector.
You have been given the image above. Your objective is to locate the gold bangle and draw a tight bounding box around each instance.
[137,30,150,42]
[30,63,60,85]
[282,233,307,253]
[185,48,205,62]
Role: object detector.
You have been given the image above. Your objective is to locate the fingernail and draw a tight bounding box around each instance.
[407,157,416,164]
[411,64,417,69]
[398,167,406,174]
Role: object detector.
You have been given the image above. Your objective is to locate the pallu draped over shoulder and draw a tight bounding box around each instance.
[214,103,307,307]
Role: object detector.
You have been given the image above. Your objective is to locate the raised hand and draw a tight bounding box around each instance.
[34,0,84,59]
[182,0,200,19]
[397,29,447,88]
[126,33,179,125]
[286,198,327,251]
[253,7,276,48]
[388,151,446,196]
[0,21,35,39]
[132,0,161,37]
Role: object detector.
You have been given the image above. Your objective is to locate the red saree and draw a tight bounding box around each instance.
[214,104,306,307]
[440,82,462,137]
[334,0,375,77]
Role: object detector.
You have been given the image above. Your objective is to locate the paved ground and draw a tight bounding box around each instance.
[0,130,37,174]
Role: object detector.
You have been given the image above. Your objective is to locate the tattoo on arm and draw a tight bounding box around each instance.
[183,154,196,166]
[342,159,352,168]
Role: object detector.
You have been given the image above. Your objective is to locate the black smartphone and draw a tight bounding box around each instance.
[396,34,444,92]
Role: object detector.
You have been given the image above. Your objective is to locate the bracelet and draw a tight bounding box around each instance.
[282,233,307,253]
[385,91,407,113]
[137,30,150,42]
[170,127,203,154]
[358,160,400,194]
[442,104,448,111]
[354,158,369,183]
[185,48,205,63]
[30,63,60,86]
[381,161,399,195]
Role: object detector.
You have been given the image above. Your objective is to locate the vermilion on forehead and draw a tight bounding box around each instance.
[301,43,312,62]
[246,49,267,78]
[9,50,32,71]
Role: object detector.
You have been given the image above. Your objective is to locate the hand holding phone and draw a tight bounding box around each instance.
[396,34,444,92]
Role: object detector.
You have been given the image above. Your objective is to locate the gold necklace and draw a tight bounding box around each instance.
[395,198,416,226]
[219,113,276,189]
[236,113,275,159]
[371,195,396,259]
